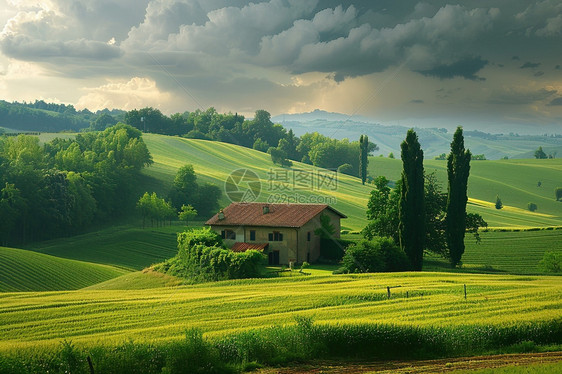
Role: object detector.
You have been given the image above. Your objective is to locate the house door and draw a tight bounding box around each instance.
[268,250,280,265]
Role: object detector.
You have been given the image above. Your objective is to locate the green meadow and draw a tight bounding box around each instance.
[142,134,377,231]
[0,247,127,292]
[368,156,562,228]
[139,134,562,230]
[1,272,560,352]
[0,133,560,371]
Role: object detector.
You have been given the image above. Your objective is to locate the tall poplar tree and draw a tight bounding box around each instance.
[446,127,471,267]
[359,135,369,185]
[398,129,425,271]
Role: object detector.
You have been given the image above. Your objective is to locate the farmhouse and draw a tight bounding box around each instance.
[206,203,346,265]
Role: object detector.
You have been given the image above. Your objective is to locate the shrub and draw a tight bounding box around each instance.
[538,251,561,273]
[495,195,503,210]
[341,237,409,273]
[159,228,264,282]
[528,202,538,212]
[177,227,222,252]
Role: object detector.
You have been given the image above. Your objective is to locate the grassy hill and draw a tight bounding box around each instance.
[141,134,562,230]
[24,225,181,271]
[369,157,562,228]
[0,247,127,292]
[1,272,560,351]
[141,134,372,230]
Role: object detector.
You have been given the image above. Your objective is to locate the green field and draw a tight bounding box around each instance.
[35,132,562,230]
[0,247,127,292]
[369,157,562,228]
[24,224,181,271]
[1,272,560,352]
[141,134,562,229]
[141,134,374,231]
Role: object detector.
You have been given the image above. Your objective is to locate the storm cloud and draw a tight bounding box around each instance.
[0,0,560,132]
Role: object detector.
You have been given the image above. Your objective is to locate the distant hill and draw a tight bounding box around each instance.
[273,110,562,160]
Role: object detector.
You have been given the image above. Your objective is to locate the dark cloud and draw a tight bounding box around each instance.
[1,36,122,61]
[416,57,488,80]
[0,0,561,130]
[520,62,541,69]
[547,97,562,106]
[490,88,556,105]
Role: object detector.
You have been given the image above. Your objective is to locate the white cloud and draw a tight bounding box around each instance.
[76,77,171,111]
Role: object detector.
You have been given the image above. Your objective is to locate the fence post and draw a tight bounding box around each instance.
[387,286,391,299]
[87,356,95,374]
[464,284,467,300]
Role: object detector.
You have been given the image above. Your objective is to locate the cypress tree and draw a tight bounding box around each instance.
[398,129,425,271]
[446,127,471,267]
[359,135,369,185]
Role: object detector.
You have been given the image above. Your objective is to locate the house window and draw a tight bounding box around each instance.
[307,231,311,241]
[250,230,256,241]
[221,229,236,240]
[268,231,283,242]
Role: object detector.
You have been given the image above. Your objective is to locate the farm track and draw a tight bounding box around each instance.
[258,351,562,373]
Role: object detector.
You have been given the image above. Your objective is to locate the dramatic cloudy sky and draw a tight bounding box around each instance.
[0,0,561,133]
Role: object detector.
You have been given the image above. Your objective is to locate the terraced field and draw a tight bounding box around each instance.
[0,247,127,292]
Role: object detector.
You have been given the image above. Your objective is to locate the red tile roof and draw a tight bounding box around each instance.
[206,203,346,228]
[231,242,269,252]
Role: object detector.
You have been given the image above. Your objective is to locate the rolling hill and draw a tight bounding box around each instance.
[273,111,562,160]
[368,156,562,228]
[139,134,561,229]
[0,247,127,292]
[140,134,373,230]
[24,225,180,271]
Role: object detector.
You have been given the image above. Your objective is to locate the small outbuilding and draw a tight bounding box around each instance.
[206,203,346,265]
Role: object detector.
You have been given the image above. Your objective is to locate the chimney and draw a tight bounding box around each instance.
[263,205,270,214]
[218,209,225,220]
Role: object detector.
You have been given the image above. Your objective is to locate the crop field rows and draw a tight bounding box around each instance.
[1,272,560,352]
[25,227,179,270]
[463,230,562,274]
[0,247,127,292]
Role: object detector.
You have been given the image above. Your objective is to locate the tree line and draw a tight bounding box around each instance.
[122,107,377,178]
[0,100,91,132]
[358,127,486,270]
[136,164,222,228]
[0,124,152,245]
